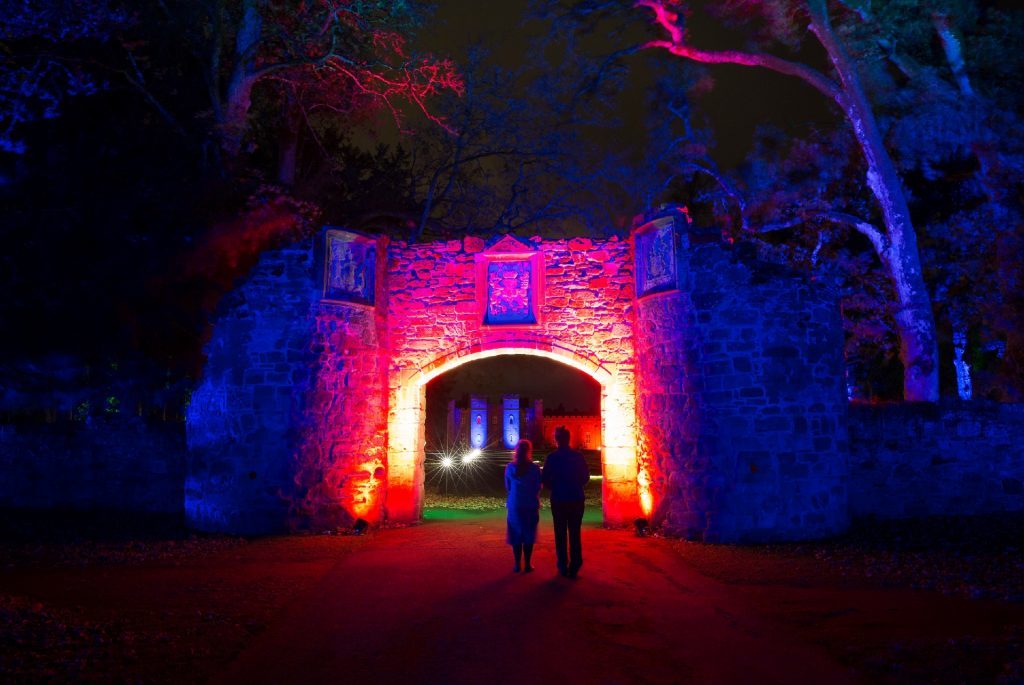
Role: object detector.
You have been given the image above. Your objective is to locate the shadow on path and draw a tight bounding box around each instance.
[216,511,861,685]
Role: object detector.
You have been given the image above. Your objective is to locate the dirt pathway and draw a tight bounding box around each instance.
[217,511,862,685]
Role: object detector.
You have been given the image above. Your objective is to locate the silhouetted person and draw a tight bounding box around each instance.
[542,426,589,578]
[505,439,542,573]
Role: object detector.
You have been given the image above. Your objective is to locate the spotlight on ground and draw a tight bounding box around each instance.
[440,456,454,468]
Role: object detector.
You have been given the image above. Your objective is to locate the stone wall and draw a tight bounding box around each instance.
[385,235,635,379]
[292,295,389,528]
[185,246,319,533]
[0,419,185,514]
[185,237,390,534]
[539,416,602,450]
[848,402,1024,519]
[384,234,641,523]
[635,216,849,542]
[10,218,1023,538]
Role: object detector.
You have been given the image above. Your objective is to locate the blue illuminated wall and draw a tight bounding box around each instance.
[185,246,320,534]
[634,212,850,543]
[469,396,487,449]
[503,396,520,449]
[184,232,389,534]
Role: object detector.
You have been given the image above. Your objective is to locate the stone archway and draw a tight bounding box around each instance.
[187,210,850,542]
[381,233,646,526]
[385,341,644,526]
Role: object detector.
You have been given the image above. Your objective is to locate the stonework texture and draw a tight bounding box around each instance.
[384,235,640,524]
[178,219,1023,541]
[848,402,1024,518]
[635,222,850,543]
[185,247,319,533]
[185,242,389,534]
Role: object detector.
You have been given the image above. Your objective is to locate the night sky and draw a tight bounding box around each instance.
[416,0,832,170]
[3,0,1020,408]
[415,1,823,417]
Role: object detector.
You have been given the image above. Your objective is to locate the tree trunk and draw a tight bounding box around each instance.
[219,1,261,159]
[808,2,939,401]
[277,95,301,186]
[995,226,1024,401]
[221,71,256,156]
[932,14,974,97]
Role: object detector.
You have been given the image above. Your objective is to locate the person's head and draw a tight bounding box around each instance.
[554,426,570,447]
[515,439,532,463]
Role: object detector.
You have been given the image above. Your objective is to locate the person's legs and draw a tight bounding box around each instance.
[567,500,585,576]
[551,501,569,574]
[523,544,534,572]
[512,543,522,572]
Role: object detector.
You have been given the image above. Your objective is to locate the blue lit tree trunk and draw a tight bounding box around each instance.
[639,0,940,401]
[805,1,939,402]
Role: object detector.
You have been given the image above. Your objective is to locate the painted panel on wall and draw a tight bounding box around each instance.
[324,230,376,305]
[635,218,678,298]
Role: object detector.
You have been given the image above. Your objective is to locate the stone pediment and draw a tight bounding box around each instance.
[484,234,535,254]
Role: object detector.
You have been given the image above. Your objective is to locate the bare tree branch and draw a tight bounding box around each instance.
[635,0,843,102]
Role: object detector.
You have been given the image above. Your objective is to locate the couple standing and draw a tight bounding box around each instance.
[503,426,589,578]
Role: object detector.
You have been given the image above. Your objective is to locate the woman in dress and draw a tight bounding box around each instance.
[505,439,542,573]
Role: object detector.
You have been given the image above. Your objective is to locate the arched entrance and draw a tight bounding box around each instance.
[380,232,647,526]
[386,341,645,526]
[187,212,850,541]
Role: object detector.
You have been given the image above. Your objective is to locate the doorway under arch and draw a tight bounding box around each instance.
[386,343,646,526]
[423,352,601,500]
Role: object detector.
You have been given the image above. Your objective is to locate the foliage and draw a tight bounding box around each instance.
[1,0,1021,404]
[619,0,1023,400]
[0,0,460,403]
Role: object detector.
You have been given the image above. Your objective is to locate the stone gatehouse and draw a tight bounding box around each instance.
[185,209,850,542]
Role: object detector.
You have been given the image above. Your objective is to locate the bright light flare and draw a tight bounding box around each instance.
[440,456,454,468]
[461,448,482,463]
[637,466,653,517]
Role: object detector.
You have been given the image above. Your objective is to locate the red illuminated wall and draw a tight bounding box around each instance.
[384,234,643,524]
[293,301,390,528]
[187,217,846,540]
[539,416,601,450]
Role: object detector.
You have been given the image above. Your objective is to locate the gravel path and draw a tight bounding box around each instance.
[217,511,860,685]
[2,509,1022,683]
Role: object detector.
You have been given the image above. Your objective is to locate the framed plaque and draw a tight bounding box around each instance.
[476,234,543,327]
[486,259,535,325]
[635,216,679,298]
[324,229,376,305]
